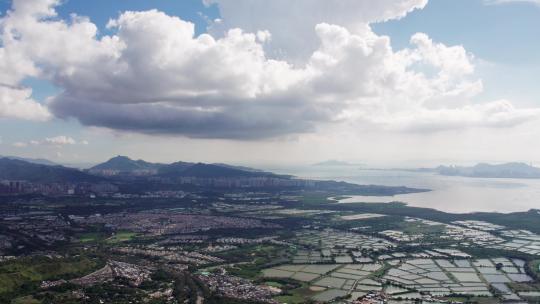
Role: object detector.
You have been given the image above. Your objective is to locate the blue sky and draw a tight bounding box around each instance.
[375,0,540,64]
[1,0,219,31]
[1,0,540,166]
[374,0,540,105]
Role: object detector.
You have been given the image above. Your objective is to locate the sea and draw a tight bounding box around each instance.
[264,165,540,214]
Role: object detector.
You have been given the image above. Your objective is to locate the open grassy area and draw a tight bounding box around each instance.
[531,260,540,278]
[0,256,102,297]
[263,281,284,288]
[274,284,317,304]
[11,296,41,304]
[442,297,498,304]
[105,231,138,244]
[274,293,306,304]
[222,245,292,279]
[76,232,104,243]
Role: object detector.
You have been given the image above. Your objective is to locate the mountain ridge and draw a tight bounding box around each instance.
[0,156,58,166]
[0,158,104,183]
[89,156,164,172]
[0,156,428,196]
[89,156,279,178]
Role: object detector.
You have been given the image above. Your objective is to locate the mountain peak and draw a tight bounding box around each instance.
[90,156,279,178]
[90,156,162,173]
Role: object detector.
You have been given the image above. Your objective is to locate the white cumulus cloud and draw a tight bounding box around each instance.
[205,0,428,60]
[0,0,538,139]
[0,86,51,121]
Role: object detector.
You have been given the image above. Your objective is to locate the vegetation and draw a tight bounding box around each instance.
[11,296,41,304]
[527,259,540,280]
[0,256,102,301]
[0,158,103,183]
[76,232,104,243]
[105,231,138,244]
[222,245,291,279]
[274,283,317,304]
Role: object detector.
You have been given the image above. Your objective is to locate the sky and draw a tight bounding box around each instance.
[0,0,540,168]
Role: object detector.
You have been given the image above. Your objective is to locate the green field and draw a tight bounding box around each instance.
[222,245,292,279]
[274,284,317,304]
[531,260,540,278]
[76,232,104,243]
[105,231,138,244]
[0,256,101,298]
[264,281,284,288]
[76,231,137,244]
[11,296,41,304]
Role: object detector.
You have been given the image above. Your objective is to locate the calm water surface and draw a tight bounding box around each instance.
[266,166,540,214]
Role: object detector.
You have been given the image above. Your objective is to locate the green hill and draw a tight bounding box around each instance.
[0,158,104,183]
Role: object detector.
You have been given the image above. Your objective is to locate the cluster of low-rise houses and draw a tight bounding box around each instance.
[111,190,187,199]
[0,213,70,248]
[157,234,209,245]
[42,260,152,288]
[379,230,423,243]
[76,211,281,236]
[113,246,224,266]
[197,272,280,303]
[216,236,278,245]
[152,176,317,189]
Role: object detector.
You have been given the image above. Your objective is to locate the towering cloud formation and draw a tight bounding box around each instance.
[0,0,539,138]
[204,0,428,60]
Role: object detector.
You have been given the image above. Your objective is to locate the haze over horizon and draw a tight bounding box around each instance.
[1,0,540,167]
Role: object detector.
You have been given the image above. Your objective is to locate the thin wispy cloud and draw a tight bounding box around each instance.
[484,0,540,6]
[12,136,88,148]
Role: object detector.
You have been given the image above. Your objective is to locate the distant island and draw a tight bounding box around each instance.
[435,162,540,179]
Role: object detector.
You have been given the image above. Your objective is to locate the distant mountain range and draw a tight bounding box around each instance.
[435,163,540,179]
[0,156,58,166]
[89,156,279,178]
[8,155,538,181]
[0,158,103,183]
[0,155,282,181]
[0,156,426,195]
[211,163,265,173]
